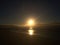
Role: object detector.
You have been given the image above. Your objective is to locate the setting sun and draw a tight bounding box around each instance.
[27,19,35,26]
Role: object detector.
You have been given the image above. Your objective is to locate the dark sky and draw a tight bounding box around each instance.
[0,0,60,25]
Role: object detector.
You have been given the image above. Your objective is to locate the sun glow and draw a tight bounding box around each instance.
[27,19,35,26]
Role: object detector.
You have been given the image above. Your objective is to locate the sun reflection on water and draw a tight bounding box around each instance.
[28,27,34,35]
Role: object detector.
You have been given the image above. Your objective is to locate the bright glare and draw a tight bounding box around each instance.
[28,29,34,35]
[27,19,34,26]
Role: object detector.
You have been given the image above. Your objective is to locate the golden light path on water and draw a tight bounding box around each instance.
[28,27,34,35]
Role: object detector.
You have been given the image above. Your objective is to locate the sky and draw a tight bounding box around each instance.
[0,0,60,25]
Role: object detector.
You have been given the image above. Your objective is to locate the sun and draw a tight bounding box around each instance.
[27,19,35,26]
